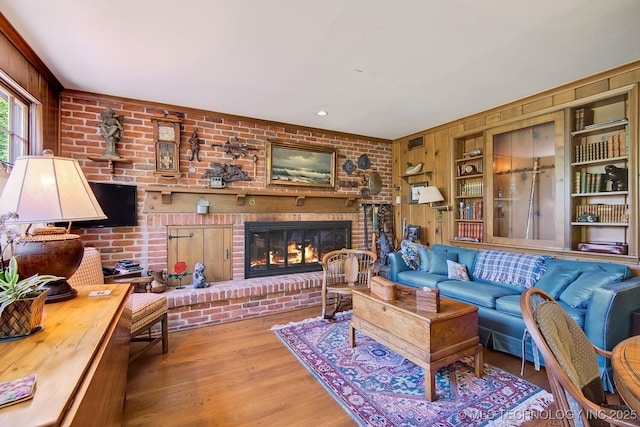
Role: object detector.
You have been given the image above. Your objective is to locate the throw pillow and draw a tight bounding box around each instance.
[559,270,624,308]
[535,266,580,299]
[400,240,428,270]
[447,260,470,281]
[428,251,458,275]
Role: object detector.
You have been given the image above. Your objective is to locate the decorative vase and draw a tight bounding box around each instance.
[0,289,48,339]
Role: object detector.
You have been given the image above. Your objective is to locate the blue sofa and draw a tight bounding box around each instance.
[388,242,640,392]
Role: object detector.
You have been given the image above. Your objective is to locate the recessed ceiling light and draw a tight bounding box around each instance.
[316,110,328,117]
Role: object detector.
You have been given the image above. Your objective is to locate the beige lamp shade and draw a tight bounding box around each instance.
[0,152,106,303]
[418,186,445,205]
[0,154,106,224]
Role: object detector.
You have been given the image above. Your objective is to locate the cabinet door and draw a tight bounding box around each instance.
[485,111,566,249]
[204,227,232,281]
[167,226,232,285]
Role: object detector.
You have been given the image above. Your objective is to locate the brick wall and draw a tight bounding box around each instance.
[59,91,393,278]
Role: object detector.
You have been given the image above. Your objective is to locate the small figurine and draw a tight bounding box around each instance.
[189,128,204,162]
[192,262,208,288]
[97,108,124,158]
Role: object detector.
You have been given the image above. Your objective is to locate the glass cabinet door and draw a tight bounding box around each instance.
[486,112,566,249]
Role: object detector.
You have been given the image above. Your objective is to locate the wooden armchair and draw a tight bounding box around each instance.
[68,247,169,362]
[520,288,639,427]
[321,249,377,319]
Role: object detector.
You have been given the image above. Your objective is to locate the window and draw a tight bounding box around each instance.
[0,83,30,164]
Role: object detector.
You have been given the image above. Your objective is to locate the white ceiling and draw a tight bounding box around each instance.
[1,1,640,140]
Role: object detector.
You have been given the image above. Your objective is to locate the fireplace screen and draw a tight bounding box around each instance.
[245,221,351,278]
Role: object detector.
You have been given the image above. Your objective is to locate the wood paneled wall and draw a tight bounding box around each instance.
[0,13,62,154]
[393,60,640,260]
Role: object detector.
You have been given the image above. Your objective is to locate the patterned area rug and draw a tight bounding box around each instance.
[272,311,553,426]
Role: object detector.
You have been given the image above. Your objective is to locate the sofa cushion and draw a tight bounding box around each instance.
[432,244,478,271]
[437,280,519,309]
[399,240,428,270]
[396,270,446,289]
[472,250,549,288]
[535,266,581,299]
[559,270,624,308]
[428,251,458,275]
[447,260,470,281]
[417,247,431,271]
[495,294,586,328]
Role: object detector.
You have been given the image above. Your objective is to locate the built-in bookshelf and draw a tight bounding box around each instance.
[453,133,484,242]
[570,93,631,254]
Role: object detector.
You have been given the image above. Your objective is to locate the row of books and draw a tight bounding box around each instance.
[456,222,483,242]
[575,204,629,223]
[574,172,617,194]
[459,200,483,220]
[459,179,483,197]
[574,130,626,162]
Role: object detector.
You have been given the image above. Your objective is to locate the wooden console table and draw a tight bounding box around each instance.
[0,284,132,426]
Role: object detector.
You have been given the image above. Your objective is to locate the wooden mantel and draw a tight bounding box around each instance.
[143,186,362,214]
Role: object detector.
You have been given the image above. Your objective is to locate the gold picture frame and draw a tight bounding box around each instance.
[266,140,336,188]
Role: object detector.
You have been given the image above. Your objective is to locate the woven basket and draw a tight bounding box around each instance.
[0,290,48,338]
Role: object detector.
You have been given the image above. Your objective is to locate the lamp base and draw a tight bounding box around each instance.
[13,229,84,304]
[42,279,79,303]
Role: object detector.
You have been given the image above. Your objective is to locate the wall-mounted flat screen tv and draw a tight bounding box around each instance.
[66,182,138,229]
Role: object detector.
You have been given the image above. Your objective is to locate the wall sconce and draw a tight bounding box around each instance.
[418,186,450,244]
[196,197,210,214]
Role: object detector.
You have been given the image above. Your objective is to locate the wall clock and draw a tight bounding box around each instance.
[152,115,182,179]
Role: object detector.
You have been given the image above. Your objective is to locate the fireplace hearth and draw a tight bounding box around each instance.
[245,221,351,278]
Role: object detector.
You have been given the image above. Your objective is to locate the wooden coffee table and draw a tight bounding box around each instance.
[349,286,483,401]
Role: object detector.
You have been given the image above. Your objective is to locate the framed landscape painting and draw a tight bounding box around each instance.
[266,140,336,188]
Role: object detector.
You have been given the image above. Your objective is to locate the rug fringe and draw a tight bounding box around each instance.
[270,310,352,331]
[487,389,554,426]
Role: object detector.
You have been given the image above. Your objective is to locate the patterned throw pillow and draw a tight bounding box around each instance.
[447,260,470,281]
[400,240,428,270]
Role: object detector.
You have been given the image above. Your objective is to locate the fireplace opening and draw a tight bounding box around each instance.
[245,221,351,278]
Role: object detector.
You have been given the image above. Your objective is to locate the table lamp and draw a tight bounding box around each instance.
[0,151,106,302]
[418,186,450,244]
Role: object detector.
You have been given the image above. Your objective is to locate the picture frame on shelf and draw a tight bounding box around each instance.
[266,140,336,188]
[409,182,428,204]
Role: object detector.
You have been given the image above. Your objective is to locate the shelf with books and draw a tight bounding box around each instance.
[453,132,484,242]
[569,91,632,254]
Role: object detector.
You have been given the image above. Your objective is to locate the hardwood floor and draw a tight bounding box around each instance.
[122,306,618,427]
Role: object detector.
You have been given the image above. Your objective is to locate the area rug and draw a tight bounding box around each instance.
[272,311,553,426]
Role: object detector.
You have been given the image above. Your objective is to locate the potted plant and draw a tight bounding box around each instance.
[0,256,62,339]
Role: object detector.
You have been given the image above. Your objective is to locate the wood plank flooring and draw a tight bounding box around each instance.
[122,306,618,427]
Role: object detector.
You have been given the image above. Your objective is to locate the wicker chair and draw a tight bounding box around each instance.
[68,247,169,362]
[321,249,377,319]
[520,288,639,427]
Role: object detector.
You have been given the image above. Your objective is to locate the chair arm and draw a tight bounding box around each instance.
[594,346,612,359]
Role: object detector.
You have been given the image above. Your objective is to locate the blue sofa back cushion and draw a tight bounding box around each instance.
[472,250,549,288]
[559,269,624,308]
[399,240,428,270]
[428,251,458,275]
[431,244,478,271]
[544,259,631,279]
[535,266,581,299]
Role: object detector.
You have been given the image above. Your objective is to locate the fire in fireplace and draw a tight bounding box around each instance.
[245,221,351,278]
